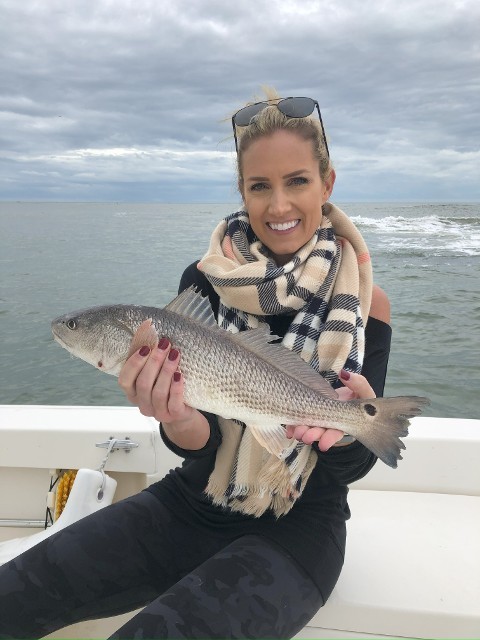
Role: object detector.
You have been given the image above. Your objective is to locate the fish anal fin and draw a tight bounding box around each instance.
[247,423,291,458]
[126,319,158,360]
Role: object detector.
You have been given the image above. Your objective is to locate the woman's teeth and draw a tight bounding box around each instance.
[268,220,299,231]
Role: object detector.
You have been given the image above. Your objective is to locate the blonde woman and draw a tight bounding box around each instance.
[0,92,391,639]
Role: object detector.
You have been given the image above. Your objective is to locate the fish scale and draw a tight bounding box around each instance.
[51,287,430,468]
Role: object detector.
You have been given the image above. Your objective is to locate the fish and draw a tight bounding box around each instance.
[51,286,429,468]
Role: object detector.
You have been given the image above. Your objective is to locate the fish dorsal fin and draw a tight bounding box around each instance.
[232,330,338,400]
[164,286,218,328]
[165,286,337,400]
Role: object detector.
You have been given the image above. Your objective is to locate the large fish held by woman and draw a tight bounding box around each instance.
[51,287,429,468]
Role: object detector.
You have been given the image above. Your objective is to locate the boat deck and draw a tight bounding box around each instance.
[0,406,479,639]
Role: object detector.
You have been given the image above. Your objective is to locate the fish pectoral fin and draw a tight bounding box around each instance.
[247,423,291,458]
[126,319,158,360]
[164,286,218,328]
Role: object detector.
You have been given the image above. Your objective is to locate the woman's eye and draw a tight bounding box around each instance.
[250,182,268,192]
[289,176,308,186]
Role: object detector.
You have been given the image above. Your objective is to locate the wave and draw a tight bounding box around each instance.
[350,214,480,256]
[351,214,479,230]
[439,216,480,226]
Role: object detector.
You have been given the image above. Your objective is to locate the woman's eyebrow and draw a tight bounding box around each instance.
[246,169,310,182]
[283,169,310,178]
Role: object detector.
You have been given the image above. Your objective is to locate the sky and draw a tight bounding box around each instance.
[1,0,479,203]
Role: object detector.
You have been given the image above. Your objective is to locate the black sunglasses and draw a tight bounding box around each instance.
[231,97,329,157]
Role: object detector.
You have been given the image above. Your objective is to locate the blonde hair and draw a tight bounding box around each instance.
[235,87,332,189]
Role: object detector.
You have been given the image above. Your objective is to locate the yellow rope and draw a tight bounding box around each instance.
[54,470,78,520]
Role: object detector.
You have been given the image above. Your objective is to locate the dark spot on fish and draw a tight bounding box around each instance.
[98,361,103,368]
[364,403,377,416]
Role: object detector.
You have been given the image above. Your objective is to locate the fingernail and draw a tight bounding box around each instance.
[168,348,179,361]
[158,337,169,350]
[340,369,350,380]
[173,371,181,382]
[139,346,150,357]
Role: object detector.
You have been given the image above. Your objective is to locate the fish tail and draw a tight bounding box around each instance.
[353,396,430,468]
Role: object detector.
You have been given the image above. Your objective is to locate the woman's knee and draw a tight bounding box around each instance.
[110,535,323,639]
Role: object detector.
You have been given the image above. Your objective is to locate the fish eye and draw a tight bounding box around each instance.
[66,319,77,330]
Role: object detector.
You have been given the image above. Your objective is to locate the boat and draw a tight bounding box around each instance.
[0,404,479,639]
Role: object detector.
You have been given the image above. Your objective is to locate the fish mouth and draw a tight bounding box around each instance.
[51,327,72,350]
[267,219,300,232]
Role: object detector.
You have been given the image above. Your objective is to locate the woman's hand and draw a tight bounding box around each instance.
[285,370,376,451]
[118,338,211,450]
[118,338,194,424]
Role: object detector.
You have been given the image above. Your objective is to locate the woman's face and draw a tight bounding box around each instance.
[240,129,335,266]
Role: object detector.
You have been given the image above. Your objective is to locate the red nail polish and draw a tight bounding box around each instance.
[158,337,169,350]
[168,348,179,361]
[340,369,350,381]
[173,371,181,382]
[139,346,150,357]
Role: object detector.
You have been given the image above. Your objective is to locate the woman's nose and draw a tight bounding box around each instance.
[269,188,291,215]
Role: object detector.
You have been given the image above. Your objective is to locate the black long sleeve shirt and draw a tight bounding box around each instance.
[146,262,392,590]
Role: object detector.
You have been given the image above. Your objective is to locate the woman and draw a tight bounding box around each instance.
[0,92,391,639]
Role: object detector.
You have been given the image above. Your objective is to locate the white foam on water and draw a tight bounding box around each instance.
[351,214,480,256]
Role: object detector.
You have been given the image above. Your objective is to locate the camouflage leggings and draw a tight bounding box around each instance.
[0,491,326,639]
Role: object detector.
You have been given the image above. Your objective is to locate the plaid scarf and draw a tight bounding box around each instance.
[198,203,372,517]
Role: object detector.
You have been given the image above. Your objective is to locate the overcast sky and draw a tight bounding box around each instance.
[1,0,479,203]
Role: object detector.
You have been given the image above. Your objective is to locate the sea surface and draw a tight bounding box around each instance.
[1,201,479,420]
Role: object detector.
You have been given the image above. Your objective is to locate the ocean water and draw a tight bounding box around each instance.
[1,201,479,420]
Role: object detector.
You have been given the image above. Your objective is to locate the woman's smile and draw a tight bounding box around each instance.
[267,219,300,232]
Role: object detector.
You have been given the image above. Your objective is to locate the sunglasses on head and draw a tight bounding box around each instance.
[231,96,329,157]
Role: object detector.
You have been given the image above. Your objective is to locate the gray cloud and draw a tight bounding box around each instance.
[1,0,478,201]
